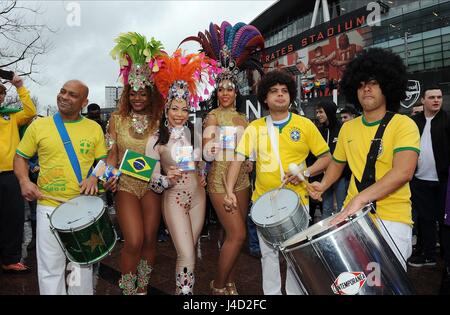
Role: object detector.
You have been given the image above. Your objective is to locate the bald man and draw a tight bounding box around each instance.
[14,80,108,295]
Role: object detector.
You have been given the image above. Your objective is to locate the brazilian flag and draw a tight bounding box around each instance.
[118,149,157,182]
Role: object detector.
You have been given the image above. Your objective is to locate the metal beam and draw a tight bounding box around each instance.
[311,0,331,28]
[310,0,321,28]
[322,0,331,22]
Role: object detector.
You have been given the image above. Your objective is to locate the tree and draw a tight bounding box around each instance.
[0,0,52,83]
[1,91,56,117]
[2,94,39,110]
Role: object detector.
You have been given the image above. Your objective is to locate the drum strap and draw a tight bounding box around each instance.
[53,112,83,184]
[355,111,395,209]
[266,115,285,182]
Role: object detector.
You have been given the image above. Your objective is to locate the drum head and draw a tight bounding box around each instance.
[251,188,300,226]
[281,214,336,248]
[281,207,370,248]
[51,195,104,231]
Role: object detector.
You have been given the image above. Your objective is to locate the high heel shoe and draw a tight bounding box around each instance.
[225,282,238,295]
[210,280,229,295]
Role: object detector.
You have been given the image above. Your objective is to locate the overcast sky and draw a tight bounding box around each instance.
[18,1,274,115]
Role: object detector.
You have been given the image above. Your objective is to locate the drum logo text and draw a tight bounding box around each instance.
[331,271,367,295]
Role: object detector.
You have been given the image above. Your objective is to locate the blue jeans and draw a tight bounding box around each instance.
[247,214,260,253]
[322,177,347,219]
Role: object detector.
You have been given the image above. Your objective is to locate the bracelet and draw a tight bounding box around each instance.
[149,175,170,194]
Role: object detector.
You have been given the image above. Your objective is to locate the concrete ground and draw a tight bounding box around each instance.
[0,207,448,295]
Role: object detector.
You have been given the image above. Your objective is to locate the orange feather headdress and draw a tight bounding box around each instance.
[153,49,219,109]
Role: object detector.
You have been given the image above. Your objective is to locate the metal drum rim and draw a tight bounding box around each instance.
[250,188,302,228]
[66,232,118,266]
[49,195,106,232]
[281,206,372,252]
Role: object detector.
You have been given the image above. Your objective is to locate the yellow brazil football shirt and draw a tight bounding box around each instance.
[16,116,107,207]
[236,113,329,205]
[0,86,36,171]
[333,114,420,225]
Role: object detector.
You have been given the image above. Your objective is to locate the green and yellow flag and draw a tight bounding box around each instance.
[118,149,157,182]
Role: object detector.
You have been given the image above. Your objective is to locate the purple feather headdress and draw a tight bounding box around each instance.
[179,21,265,85]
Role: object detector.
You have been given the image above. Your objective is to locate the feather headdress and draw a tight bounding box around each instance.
[110,32,164,91]
[179,21,265,85]
[152,49,219,110]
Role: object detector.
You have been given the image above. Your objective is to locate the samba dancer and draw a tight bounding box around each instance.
[308,48,420,270]
[224,70,331,295]
[14,80,107,295]
[181,21,264,295]
[145,49,216,294]
[106,33,165,294]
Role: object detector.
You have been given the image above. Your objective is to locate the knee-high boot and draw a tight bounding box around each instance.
[136,259,153,295]
[119,272,137,295]
[175,266,195,295]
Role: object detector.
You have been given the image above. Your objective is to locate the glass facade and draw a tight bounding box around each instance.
[368,1,450,76]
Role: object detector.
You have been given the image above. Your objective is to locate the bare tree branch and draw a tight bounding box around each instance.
[0,0,16,15]
[0,34,40,68]
[0,0,53,82]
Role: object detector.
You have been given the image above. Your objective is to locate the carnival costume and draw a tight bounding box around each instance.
[109,32,164,295]
[145,49,217,295]
[181,21,264,195]
[181,22,264,294]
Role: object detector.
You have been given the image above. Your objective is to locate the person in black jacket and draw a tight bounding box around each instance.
[315,101,346,218]
[408,84,450,269]
[87,103,106,133]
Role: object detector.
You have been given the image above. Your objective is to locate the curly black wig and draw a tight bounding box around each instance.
[257,70,297,110]
[339,48,407,113]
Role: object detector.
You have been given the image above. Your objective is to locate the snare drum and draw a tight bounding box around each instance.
[250,188,310,245]
[49,195,117,265]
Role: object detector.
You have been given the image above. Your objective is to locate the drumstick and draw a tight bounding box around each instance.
[271,178,289,199]
[271,176,316,200]
[40,194,78,205]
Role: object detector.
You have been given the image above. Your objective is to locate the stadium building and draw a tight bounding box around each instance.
[248,0,450,117]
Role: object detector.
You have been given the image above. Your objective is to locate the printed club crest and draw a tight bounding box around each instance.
[400,80,421,109]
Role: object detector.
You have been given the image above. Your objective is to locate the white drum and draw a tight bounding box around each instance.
[279,205,415,295]
[250,188,310,245]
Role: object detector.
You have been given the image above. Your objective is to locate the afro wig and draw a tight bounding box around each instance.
[339,48,407,113]
[257,70,297,110]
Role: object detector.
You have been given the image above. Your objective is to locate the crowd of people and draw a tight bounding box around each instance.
[1,22,449,296]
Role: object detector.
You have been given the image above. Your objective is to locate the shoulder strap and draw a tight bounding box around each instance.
[53,113,83,184]
[266,115,285,182]
[355,112,395,204]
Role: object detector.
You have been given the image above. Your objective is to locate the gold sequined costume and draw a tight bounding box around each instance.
[206,107,250,194]
[114,114,157,199]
